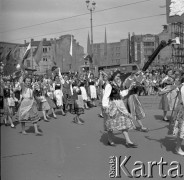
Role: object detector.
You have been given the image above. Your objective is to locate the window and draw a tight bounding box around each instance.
[116,53,120,57]
[116,47,120,51]
[43,58,47,61]
[116,59,120,64]
[143,42,154,46]
[43,47,47,53]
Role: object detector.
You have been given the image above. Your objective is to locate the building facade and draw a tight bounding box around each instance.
[90,38,129,69]
[18,35,84,75]
[131,34,159,68]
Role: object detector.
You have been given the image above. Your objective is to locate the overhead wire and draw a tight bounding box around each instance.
[0,0,152,33]
[9,13,166,42]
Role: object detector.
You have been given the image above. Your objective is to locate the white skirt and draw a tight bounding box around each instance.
[80,87,88,101]
[54,89,63,107]
[89,85,97,99]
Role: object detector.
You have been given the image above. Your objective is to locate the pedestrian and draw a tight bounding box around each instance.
[170,75,184,155]
[3,79,15,128]
[53,68,66,116]
[88,72,97,107]
[17,74,42,136]
[159,69,178,122]
[123,72,148,132]
[34,82,51,122]
[45,81,57,119]
[79,74,89,109]
[72,79,85,125]
[102,70,137,148]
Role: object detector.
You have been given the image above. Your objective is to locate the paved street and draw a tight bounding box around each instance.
[1,96,184,180]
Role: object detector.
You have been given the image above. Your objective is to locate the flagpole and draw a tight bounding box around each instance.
[62,54,63,73]
[30,40,33,73]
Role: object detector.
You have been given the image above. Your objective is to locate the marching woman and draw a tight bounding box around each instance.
[97,71,104,117]
[33,82,51,122]
[79,74,89,109]
[159,69,178,122]
[72,79,85,125]
[123,71,148,132]
[101,71,111,130]
[18,73,42,135]
[45,80,57,119]
[88,72,97,107]
[102,70,137,148]
[62,75,73,113]
[170,75,184,156]
[0,77,4,117]
[3,79,15,128]
[13,77,22,113]
[53,68,66,116]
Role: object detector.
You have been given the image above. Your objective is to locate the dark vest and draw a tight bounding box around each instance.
[109,84,122,101]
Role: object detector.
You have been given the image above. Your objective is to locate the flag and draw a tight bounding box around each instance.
[22,43,31,64]
[69,35,73,56]
[5,50,12,62]
[3,51,17,76]
[34,40,43,65]
[0,47,7,62]
[171,37,180,45]
[12,45,20,60]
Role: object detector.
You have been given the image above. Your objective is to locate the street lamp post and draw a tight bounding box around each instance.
[85,0,96,71]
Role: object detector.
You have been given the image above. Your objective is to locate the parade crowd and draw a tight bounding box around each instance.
[0,66,184,156]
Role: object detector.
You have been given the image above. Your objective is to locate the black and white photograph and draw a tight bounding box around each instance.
[0,0,184,179]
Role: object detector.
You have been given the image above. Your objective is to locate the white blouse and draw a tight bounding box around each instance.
[22,88,33,99]
[102,84,128,108]
[181,83,184,105]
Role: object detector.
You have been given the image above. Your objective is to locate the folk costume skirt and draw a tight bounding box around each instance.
[54,89,63,107]
[105,100,134,132]
[18,98,40,123]
[127,94,145,120]
[171,103,184,139]
[80,86,88,101]
[89,85,97,99]
[46,97,56,109]
[3,98,14,117]
[41,101,50,111]
[74,95,84,115]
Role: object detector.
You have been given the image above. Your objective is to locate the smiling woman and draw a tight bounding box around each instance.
[102,70,138,147]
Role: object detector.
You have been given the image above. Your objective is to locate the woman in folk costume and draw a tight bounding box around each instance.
[45,80,57,119]
[3,79,15,128]
[97,71,104,117]
[53,68,66,116]
[62,74,73,113]
[169,75,184,156]
[123,72,148,132]
[18,74,42,135]
[13,75,22,113]
[88,72,97,107]
[0,77,4,116]
[102,70,137,148]
[72,79,85,125]
[101,71,111,130]
[79,74,89,109]
[34,82,51,122]
[159,69,178,122]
